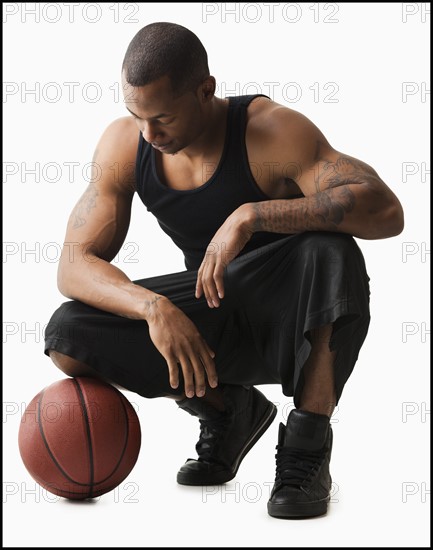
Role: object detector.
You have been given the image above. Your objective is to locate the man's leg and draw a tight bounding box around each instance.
[221,231,370,518]
[44,267,277,486]
[49,350,130,391]
[265,323,337,518]
[49,347,228,408]
[175,383,277,485]
[44,268,224,399]
[299,324,336,418]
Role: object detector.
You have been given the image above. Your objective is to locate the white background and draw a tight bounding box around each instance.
[3,2,430,547]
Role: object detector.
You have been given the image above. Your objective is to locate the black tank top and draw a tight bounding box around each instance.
[135,94,289,271]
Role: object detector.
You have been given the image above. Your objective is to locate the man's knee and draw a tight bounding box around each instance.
[295,231,360,265]
[48,349,95,378]
[48,350,130,391]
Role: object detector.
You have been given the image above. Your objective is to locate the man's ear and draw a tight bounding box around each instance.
[199,76,216,102]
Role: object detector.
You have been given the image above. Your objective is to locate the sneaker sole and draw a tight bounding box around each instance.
[177,401,278,486]
[267,497,330,519]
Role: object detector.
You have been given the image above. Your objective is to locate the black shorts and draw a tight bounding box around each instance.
[44,232,371,406]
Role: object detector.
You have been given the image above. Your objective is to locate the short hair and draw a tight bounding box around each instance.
[122,22,210,96]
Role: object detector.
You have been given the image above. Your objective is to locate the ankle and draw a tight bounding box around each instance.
[164,385,226,410]
[297,400,335,418]
[197,385,226,412]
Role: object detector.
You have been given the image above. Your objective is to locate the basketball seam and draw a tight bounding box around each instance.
[83,386,131,485]
[105,393,130,480]
[74,381,134,486]
[31,471,124,499]
[73,378,94,498]
[37,387,90,488]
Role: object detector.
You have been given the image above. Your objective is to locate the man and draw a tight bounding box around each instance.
[44,22,404,518]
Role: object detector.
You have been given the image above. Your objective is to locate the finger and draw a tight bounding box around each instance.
[199,341,218,388]
[205,266,221,308]
[201,261,215,308]
[187,351,207,397]
[213,263,225,301]
[206,343,216,359]
[195,269,203,299]
[166,357,180,390]
[178,353,195,398]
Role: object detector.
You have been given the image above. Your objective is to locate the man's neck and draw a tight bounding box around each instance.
[176,96,229,161]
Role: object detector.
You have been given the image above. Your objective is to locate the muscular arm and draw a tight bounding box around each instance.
[57,117,165,321]
[245,106,404,239]
[195,106,404,310]
[59,115,218,393]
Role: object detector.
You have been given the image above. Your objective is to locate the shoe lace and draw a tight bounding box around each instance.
[275,446,325,489]
[195,415,232,465]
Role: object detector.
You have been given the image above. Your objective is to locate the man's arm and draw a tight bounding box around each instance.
[57,116,165,321]
[195,103,404,309]
[245,105,404,240]
[57,116,217,394]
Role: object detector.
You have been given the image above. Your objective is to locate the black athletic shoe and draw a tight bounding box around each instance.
[267,409,333,518]
[176,384,277,486]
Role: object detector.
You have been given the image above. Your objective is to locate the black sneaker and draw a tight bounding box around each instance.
[177,384,277,486]
[267,409,333,518]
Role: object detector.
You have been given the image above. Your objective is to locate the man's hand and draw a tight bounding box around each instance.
[146,297,218,398]
[195,205,254,308]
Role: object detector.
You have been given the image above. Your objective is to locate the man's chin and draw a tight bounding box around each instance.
[165,145,184,156]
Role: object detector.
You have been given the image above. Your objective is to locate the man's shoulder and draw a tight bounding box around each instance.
[247,97,313,134]
[97,116,140,163]
[246,97,327,156]
[101,116,139,147]
[94,116,140,194]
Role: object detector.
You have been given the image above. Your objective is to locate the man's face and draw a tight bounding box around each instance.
[121,73,204,155]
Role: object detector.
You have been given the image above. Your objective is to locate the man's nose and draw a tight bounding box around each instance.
[141,122,161,144]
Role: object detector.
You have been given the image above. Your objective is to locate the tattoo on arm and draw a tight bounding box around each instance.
[310,185,356,227]
[250,145,385,234]
[143,295,166,321]
[72,183,99,229]
[145,295,163,307]
[251,185,356,233]
[72,148,100,229]
[314,149,381,193]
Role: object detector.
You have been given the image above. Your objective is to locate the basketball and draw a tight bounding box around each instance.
[18,377,141,500]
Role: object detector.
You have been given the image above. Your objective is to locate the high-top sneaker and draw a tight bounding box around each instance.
[177,384,277,486]
[267,409,333,518]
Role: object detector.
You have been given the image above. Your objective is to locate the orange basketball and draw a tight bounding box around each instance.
[18,377,141,500]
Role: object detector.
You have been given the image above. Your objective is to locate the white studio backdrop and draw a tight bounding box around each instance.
[3,2,430,547]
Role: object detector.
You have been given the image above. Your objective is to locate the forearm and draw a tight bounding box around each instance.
[57,250,167,321]
[246,184,403,240]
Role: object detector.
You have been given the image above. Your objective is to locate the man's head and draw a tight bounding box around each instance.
[122,22,210,96]
[121,22,215,154]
